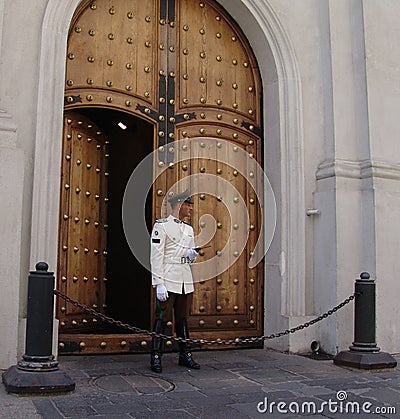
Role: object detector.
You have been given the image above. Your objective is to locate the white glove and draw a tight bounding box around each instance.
[156,284,169,301]
[186,248,198,262]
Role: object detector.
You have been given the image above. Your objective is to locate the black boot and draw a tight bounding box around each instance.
[150,319,165,373]
[176,319,200,369]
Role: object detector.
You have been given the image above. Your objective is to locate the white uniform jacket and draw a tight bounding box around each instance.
[150,214,195,294]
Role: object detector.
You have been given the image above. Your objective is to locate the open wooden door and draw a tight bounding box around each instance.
[59,0,264,353]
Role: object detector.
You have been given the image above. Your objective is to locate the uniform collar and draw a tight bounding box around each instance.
[168,214,183,224]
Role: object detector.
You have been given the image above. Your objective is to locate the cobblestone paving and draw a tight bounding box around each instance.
[1,350,399,418]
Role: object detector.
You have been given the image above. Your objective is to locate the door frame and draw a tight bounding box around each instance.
[30,0,306,354]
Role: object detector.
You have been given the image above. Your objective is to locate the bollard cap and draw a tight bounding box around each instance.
[356,271,374,284]
[30,262,54,276]
[36,262,49,271]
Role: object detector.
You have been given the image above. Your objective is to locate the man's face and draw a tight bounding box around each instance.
[179,201,193,219]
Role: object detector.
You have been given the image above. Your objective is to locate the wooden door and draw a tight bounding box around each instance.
[60,0,263,352]
[57,112,108,334]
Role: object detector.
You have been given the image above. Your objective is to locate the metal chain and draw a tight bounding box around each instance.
[54,290,356,346]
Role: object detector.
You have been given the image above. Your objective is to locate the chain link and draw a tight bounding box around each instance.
[54,290,356,346]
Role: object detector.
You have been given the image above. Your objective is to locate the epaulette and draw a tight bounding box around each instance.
[156,218,168,223]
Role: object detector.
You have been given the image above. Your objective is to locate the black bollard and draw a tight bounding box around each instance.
[19,261,58,370]
[2,262,75,393]
[334,272,397,370]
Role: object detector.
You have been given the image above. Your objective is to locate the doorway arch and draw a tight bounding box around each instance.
[30,0,305,353]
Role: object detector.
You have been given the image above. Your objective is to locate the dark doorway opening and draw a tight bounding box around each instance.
[77,108,153,331]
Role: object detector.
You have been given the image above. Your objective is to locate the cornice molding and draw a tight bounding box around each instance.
[317,159,400,181]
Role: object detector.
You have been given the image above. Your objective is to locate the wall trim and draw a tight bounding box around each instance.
[317,158,400,181]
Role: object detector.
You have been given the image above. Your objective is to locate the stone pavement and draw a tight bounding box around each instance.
[1,349,399,418]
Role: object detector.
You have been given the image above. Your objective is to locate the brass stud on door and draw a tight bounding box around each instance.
[216,320,222,326]
[127,37,133,44]
[233,320,239,325]
[141,341,147,347]
[73,276,78,282]
[63,214,69,220]
[199,320,205,326]
[216,278,222,284]
[64,184,70,190]
[100,342,107,348]
[216,305,222,311]
[120,340,127,347]
[75,187,81,194]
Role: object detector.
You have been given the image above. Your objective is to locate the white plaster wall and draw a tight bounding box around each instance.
[362,1,400,353]
[0,0,48,367]
[0,113,24,369]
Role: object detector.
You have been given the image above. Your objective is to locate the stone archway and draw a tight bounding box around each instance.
[30,0,305,352]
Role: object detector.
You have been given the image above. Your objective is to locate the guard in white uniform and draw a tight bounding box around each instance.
[149,190,200,373]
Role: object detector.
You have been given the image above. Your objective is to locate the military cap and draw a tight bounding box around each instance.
[168,189,194,206]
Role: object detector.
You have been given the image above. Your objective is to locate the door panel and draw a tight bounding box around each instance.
[58,112,108,332]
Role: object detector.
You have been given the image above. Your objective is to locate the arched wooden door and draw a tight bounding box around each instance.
[59,0,263,353]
